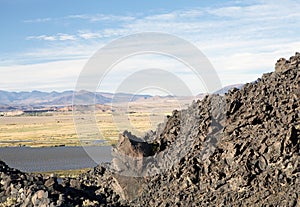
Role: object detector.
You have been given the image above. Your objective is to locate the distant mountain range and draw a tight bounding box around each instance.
[0,84,243,111]
[0,90,151,108]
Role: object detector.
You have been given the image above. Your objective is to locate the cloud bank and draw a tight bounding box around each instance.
[1,0,300,94]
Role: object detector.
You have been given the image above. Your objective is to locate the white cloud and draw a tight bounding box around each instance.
[26,33,77,41]
[21,43,100,63]
[78,31,102,40]
[23,18,52,23]
[26,35,57,41]
[208,2,300,22]
[23,14,135,24]
[0,59,85,92]
[7,0,300,93]
[145,13,177,21]
[58,33,77,41]
[67,14,135,22]
[97,54,209,95]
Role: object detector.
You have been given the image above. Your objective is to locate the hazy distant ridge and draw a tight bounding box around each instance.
[0,90,151,107]
[0,84,243,109]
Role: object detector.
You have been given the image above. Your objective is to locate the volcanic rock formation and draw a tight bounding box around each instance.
[0,53,299,206]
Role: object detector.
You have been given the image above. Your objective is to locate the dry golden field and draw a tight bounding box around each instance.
[0,99,191,147]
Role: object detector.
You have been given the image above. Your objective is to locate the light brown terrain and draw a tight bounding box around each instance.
[0,99,191,147]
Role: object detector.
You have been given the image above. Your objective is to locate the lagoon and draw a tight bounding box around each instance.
[0,146,112,172]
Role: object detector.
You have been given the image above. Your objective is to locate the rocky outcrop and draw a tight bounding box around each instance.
[1,53,299,206]
[113,131,157,158]
[131,52,300,206]
[275,52,300,73]
[0,160,125,207]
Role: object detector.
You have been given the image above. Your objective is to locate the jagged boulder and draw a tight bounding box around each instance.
[113,131,156,158]
[275,52,300,73]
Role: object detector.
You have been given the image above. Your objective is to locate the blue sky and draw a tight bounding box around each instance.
[1,0,300,94]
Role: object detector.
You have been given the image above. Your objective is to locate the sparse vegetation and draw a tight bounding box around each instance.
[0,101,186,147]
[34,168,91,178]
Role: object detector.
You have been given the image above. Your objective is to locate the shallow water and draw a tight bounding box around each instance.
[0,146,112,172]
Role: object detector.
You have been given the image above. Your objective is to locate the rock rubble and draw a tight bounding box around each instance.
[1,53,299,206]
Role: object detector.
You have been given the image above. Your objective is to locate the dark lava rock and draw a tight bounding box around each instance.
[1,52,300,206]
[129,52,300,207]
[112,130,157,158]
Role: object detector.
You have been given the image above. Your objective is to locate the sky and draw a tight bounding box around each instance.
[1,0,300,95]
